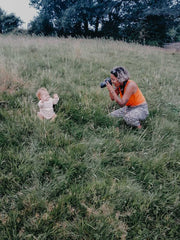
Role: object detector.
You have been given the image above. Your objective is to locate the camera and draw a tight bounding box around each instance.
[100,77,112,88]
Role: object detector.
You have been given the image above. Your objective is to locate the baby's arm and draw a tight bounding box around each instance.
[38,100,44,108]
[53,94,59,104]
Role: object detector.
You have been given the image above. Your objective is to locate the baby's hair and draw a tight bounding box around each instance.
[36,87,49,99]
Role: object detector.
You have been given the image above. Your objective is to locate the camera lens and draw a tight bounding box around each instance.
[100,77,112,88]
[100,82,107,88]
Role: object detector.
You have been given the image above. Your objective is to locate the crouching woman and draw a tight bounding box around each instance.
[106,66,149,129]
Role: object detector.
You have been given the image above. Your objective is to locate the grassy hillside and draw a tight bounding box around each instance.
[0,35,179,240]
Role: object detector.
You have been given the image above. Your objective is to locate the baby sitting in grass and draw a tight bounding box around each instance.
[36,87,59,121]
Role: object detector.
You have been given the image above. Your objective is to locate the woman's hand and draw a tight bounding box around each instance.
[106,82,117,100]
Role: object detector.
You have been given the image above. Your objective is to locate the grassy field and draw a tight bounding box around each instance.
[0,35,179,240]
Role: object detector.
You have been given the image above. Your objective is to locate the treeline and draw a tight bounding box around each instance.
[1,0,180,46]
[28,0,180,46]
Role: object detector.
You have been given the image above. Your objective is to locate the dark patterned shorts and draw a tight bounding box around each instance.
[110,103,149,127]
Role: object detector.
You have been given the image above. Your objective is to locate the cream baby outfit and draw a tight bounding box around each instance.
[38,96,59,120]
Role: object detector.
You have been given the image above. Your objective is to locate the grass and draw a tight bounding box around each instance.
[0,35,179,240]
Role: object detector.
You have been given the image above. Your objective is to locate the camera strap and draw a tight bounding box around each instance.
[120,80,128,95]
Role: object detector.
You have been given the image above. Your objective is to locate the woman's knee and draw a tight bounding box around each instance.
[123,111,141,126]
[123,115,140,127]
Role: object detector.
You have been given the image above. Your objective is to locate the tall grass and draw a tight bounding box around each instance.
[0,35,179,240]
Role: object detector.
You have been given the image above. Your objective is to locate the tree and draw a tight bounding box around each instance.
[165,1,180,42]
[29,0,115,37]
[114,0,180,45]
[0,8,4,33]
[28,12,54,36]
[0,8,22,34]
[133,0,180,45]
[29,0,67,36]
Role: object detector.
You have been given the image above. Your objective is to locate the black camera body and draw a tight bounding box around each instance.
[100,77,112,88]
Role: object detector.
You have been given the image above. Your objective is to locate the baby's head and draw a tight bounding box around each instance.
[36,87,50,101]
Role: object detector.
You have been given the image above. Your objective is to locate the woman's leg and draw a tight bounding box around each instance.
[123,104,149,127]
[109,106,127,118]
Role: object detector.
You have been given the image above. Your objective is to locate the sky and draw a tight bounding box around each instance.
[0,0,38,29]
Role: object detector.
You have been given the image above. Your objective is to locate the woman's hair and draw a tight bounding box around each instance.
[36,87,49,99]
[111,66,130,82]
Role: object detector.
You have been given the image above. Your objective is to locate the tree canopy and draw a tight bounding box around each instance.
[0,8,22,34]
[28,0,180,45]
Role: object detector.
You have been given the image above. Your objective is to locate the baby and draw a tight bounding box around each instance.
[36,87,59,121]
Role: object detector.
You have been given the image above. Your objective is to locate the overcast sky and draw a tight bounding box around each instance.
[0,0,38,29]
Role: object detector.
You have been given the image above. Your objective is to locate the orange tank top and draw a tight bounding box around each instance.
[119,80,146,107]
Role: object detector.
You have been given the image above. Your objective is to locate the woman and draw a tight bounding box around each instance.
[106,66,149,129]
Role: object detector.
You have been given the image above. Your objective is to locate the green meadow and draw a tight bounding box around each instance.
[0,35,179,240]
